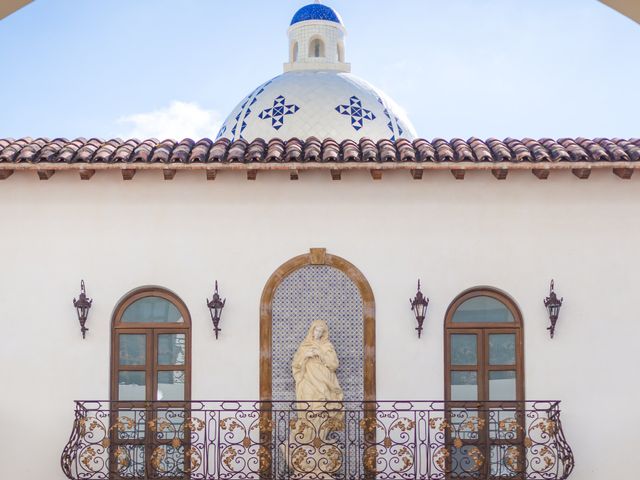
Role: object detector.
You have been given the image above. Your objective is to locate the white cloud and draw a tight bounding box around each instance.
[117,101,222,139]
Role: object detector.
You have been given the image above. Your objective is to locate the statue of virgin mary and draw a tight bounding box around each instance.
[292,320,344,406]
[285,320,344,477]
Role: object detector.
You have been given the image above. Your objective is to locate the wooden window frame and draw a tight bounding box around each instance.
[444,287,525,479]
[111,286,192,403]
[110,287,192,479]
[444,287,524,403]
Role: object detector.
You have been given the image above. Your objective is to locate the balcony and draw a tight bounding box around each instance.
[61,400,574,480]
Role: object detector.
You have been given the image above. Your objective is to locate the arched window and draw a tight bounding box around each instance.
[444,288,524,477]
[292,41,299,61]
[309,38,325,58]
[110,287,191,478]
[445,288,523,403]
[111,287,191,402]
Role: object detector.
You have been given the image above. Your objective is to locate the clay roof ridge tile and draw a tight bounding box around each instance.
[226,139,248,163]
[340,139,360,162]
[208,138,230,163]
[377,138,397,163]
[412,139,435,163]
[539,138,570,163]
[432,138,455,163]
[467,137,493,162]
[359,138,378,162]
[304,137,322,162]
[284,138,303,162]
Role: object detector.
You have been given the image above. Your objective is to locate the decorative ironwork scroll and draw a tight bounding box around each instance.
[61,400,574,480]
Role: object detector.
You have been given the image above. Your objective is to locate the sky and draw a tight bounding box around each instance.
[0,0,638,140]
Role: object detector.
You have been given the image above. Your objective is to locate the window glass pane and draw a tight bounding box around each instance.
[119,334,146,365]
[157,371,185,401]
[451,371,478,401]
[452,296,514,323]
[489,371,517,401]
[121,296,183,323]
[118,371,146,400]
[489,334,516,365]
[158,334,186,366]
[451,334,477,365]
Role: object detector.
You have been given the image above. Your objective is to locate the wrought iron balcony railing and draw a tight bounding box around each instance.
[61,400,574,480]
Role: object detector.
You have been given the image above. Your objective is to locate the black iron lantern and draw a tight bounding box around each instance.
[73,280,92,339]
[207,281,226,339]
[544,280,563,339]
[409,279,430,338]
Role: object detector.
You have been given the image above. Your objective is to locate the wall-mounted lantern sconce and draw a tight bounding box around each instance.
[73,280,92,339]
[207,281,226,339]
[409,279,430,338]
[544,280,563,339]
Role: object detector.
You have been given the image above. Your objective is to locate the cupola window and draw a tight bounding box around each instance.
[310,38,325,58]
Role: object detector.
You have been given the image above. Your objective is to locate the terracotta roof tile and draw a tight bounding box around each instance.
[1,137,639,170]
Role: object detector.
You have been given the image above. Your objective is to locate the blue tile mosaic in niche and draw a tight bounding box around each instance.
[271,265,364,402]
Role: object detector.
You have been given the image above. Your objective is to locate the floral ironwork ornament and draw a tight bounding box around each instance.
[207,281,226,339]
[73,280,92,339]
[544,280,563,338]
[410,279,430,338]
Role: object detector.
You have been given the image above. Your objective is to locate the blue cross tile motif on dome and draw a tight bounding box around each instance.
[258,95,301,130]
[222,78,273,141]
[336,96,376,131]
[377,97,404,141]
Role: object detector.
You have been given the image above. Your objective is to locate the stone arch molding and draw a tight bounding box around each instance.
[260,248,375,402]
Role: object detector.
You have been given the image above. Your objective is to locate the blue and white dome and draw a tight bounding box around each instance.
[290,3,343,26]
[217,3,417,142]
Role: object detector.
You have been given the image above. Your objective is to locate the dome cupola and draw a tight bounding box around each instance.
[216,2,417,142]
[284,1,350,73]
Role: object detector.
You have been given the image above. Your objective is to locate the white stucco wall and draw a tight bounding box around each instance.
[0,168,638,478]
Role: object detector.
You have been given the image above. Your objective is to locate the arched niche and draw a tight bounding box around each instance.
[309,37,325,58]
[260,248,375,402]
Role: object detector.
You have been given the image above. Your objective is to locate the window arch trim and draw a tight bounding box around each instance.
[112,285,192,329]
[444,286,523,328]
